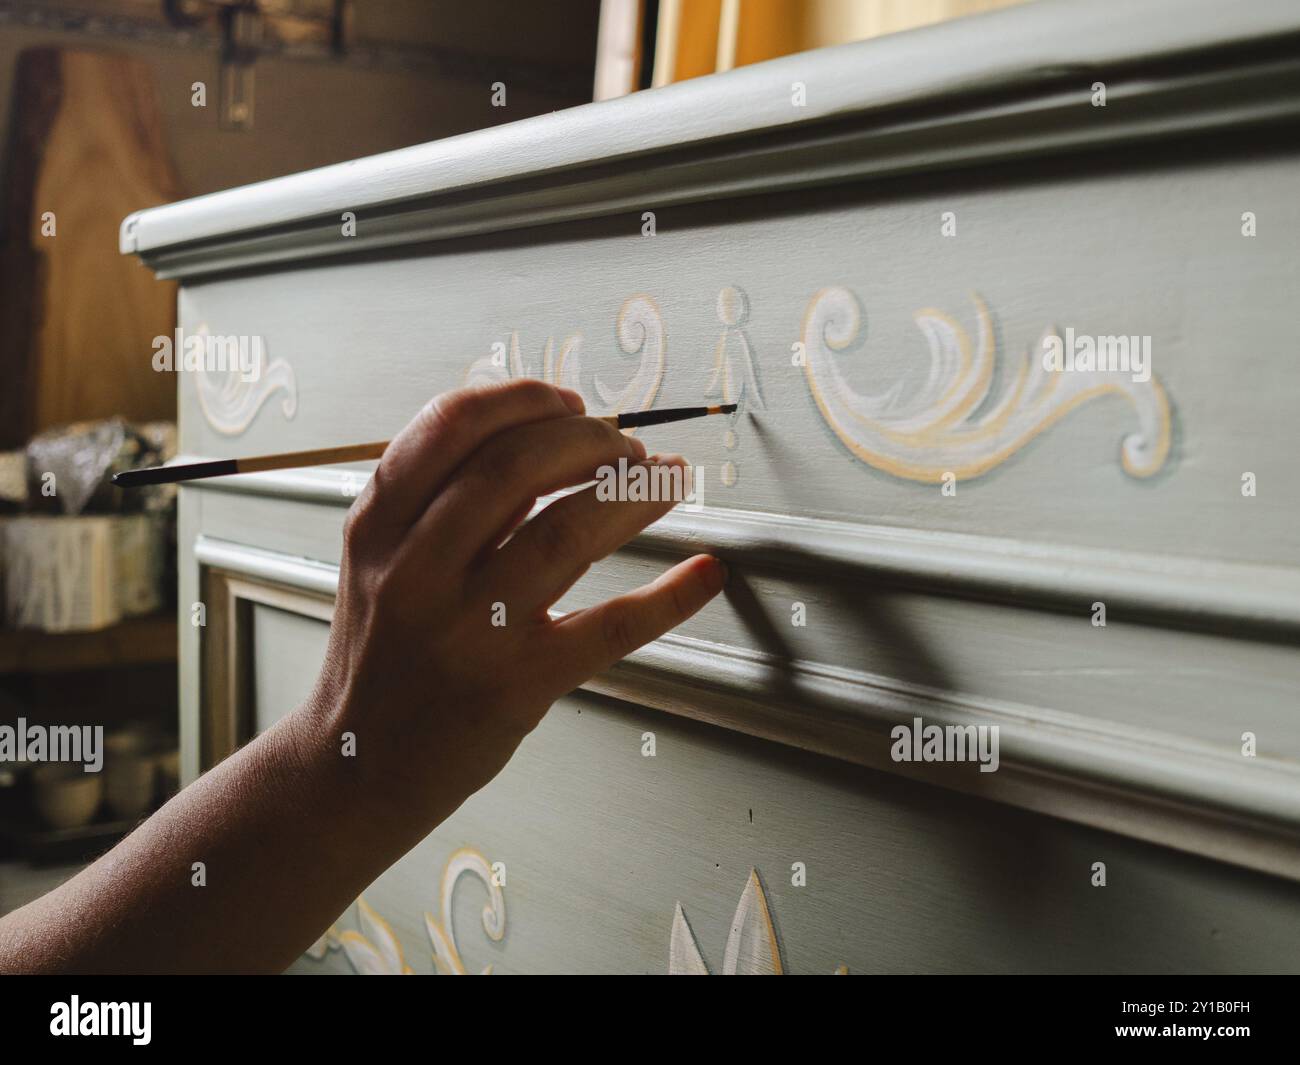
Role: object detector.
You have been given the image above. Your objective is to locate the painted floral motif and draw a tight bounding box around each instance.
[706,285,762,490]
[669,869,784,975]
[315,856,845,974]
[305,924,341,960]
[424,847,506,975]
[193,323,298,435]
[465,286,1167,488]
[706,286,765,412]
[339,897,414,975]
[800,287,1171,483]
[466,295,665,417]
[316,847,504,975]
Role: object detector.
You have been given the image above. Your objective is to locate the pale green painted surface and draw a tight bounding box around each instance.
[254,609,1299,974]
[152,0,1300,971]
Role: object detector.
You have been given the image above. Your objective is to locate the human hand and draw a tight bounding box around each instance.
[302,379,726,830]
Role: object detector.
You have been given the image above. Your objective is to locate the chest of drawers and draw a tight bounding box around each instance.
[124,0,1300,973]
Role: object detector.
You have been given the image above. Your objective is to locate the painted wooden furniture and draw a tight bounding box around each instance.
[124,0,1300,973]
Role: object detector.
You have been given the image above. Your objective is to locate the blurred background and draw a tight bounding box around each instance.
[0,0,1024,914]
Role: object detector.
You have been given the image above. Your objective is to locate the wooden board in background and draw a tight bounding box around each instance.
[0,48,180,448]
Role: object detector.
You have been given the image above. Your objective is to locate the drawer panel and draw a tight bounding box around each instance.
[226,588,1300,974]
[175,148,1300,568]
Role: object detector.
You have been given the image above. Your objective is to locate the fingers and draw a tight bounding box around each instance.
[352,380,583,538]
[538,554,726,697]
[404,414,647,574]
[487,456,689,616]
[489,496,537,550]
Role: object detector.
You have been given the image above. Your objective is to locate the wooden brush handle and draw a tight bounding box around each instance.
[236,441,388,474]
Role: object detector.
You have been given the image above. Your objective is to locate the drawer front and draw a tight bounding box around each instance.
[175,150,1300,567]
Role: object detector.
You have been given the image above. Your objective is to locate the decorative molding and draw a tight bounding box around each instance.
[197,537,340,599]
[198,566,334,768]
[121,0,1300,278]
[193,535,1300,882]
[191,487,1300,639]
[801,289,1170,483]
[593,631,1300,884]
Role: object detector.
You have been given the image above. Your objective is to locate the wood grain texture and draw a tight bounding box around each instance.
[0,48,58,447]
[1,49,180,443]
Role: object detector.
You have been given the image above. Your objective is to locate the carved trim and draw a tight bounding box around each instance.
[197,561,334,767]
[190,486,1300,639]
[192,535,1300,882]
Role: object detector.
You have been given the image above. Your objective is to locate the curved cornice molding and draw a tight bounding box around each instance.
[122,0,1300,278]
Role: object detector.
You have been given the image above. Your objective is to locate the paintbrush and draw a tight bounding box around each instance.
[113,404,738,488]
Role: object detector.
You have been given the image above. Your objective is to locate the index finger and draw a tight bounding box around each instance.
[359,379,584,533]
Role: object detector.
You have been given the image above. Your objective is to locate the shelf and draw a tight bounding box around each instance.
[0,613,177,676]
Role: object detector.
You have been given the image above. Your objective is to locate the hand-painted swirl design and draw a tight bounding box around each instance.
[193,324,297,436]
[424,847,506,976]
[467,295,665,417]
[800,288,1171,483]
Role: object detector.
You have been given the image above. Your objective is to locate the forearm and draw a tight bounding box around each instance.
[0,694,429,974]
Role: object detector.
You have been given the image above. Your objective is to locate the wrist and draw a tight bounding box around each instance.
[288,676,427,841]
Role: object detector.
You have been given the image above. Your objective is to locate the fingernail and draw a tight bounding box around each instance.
[708,557,728,590]
[627,434,648,460]
[558,387,585,414]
